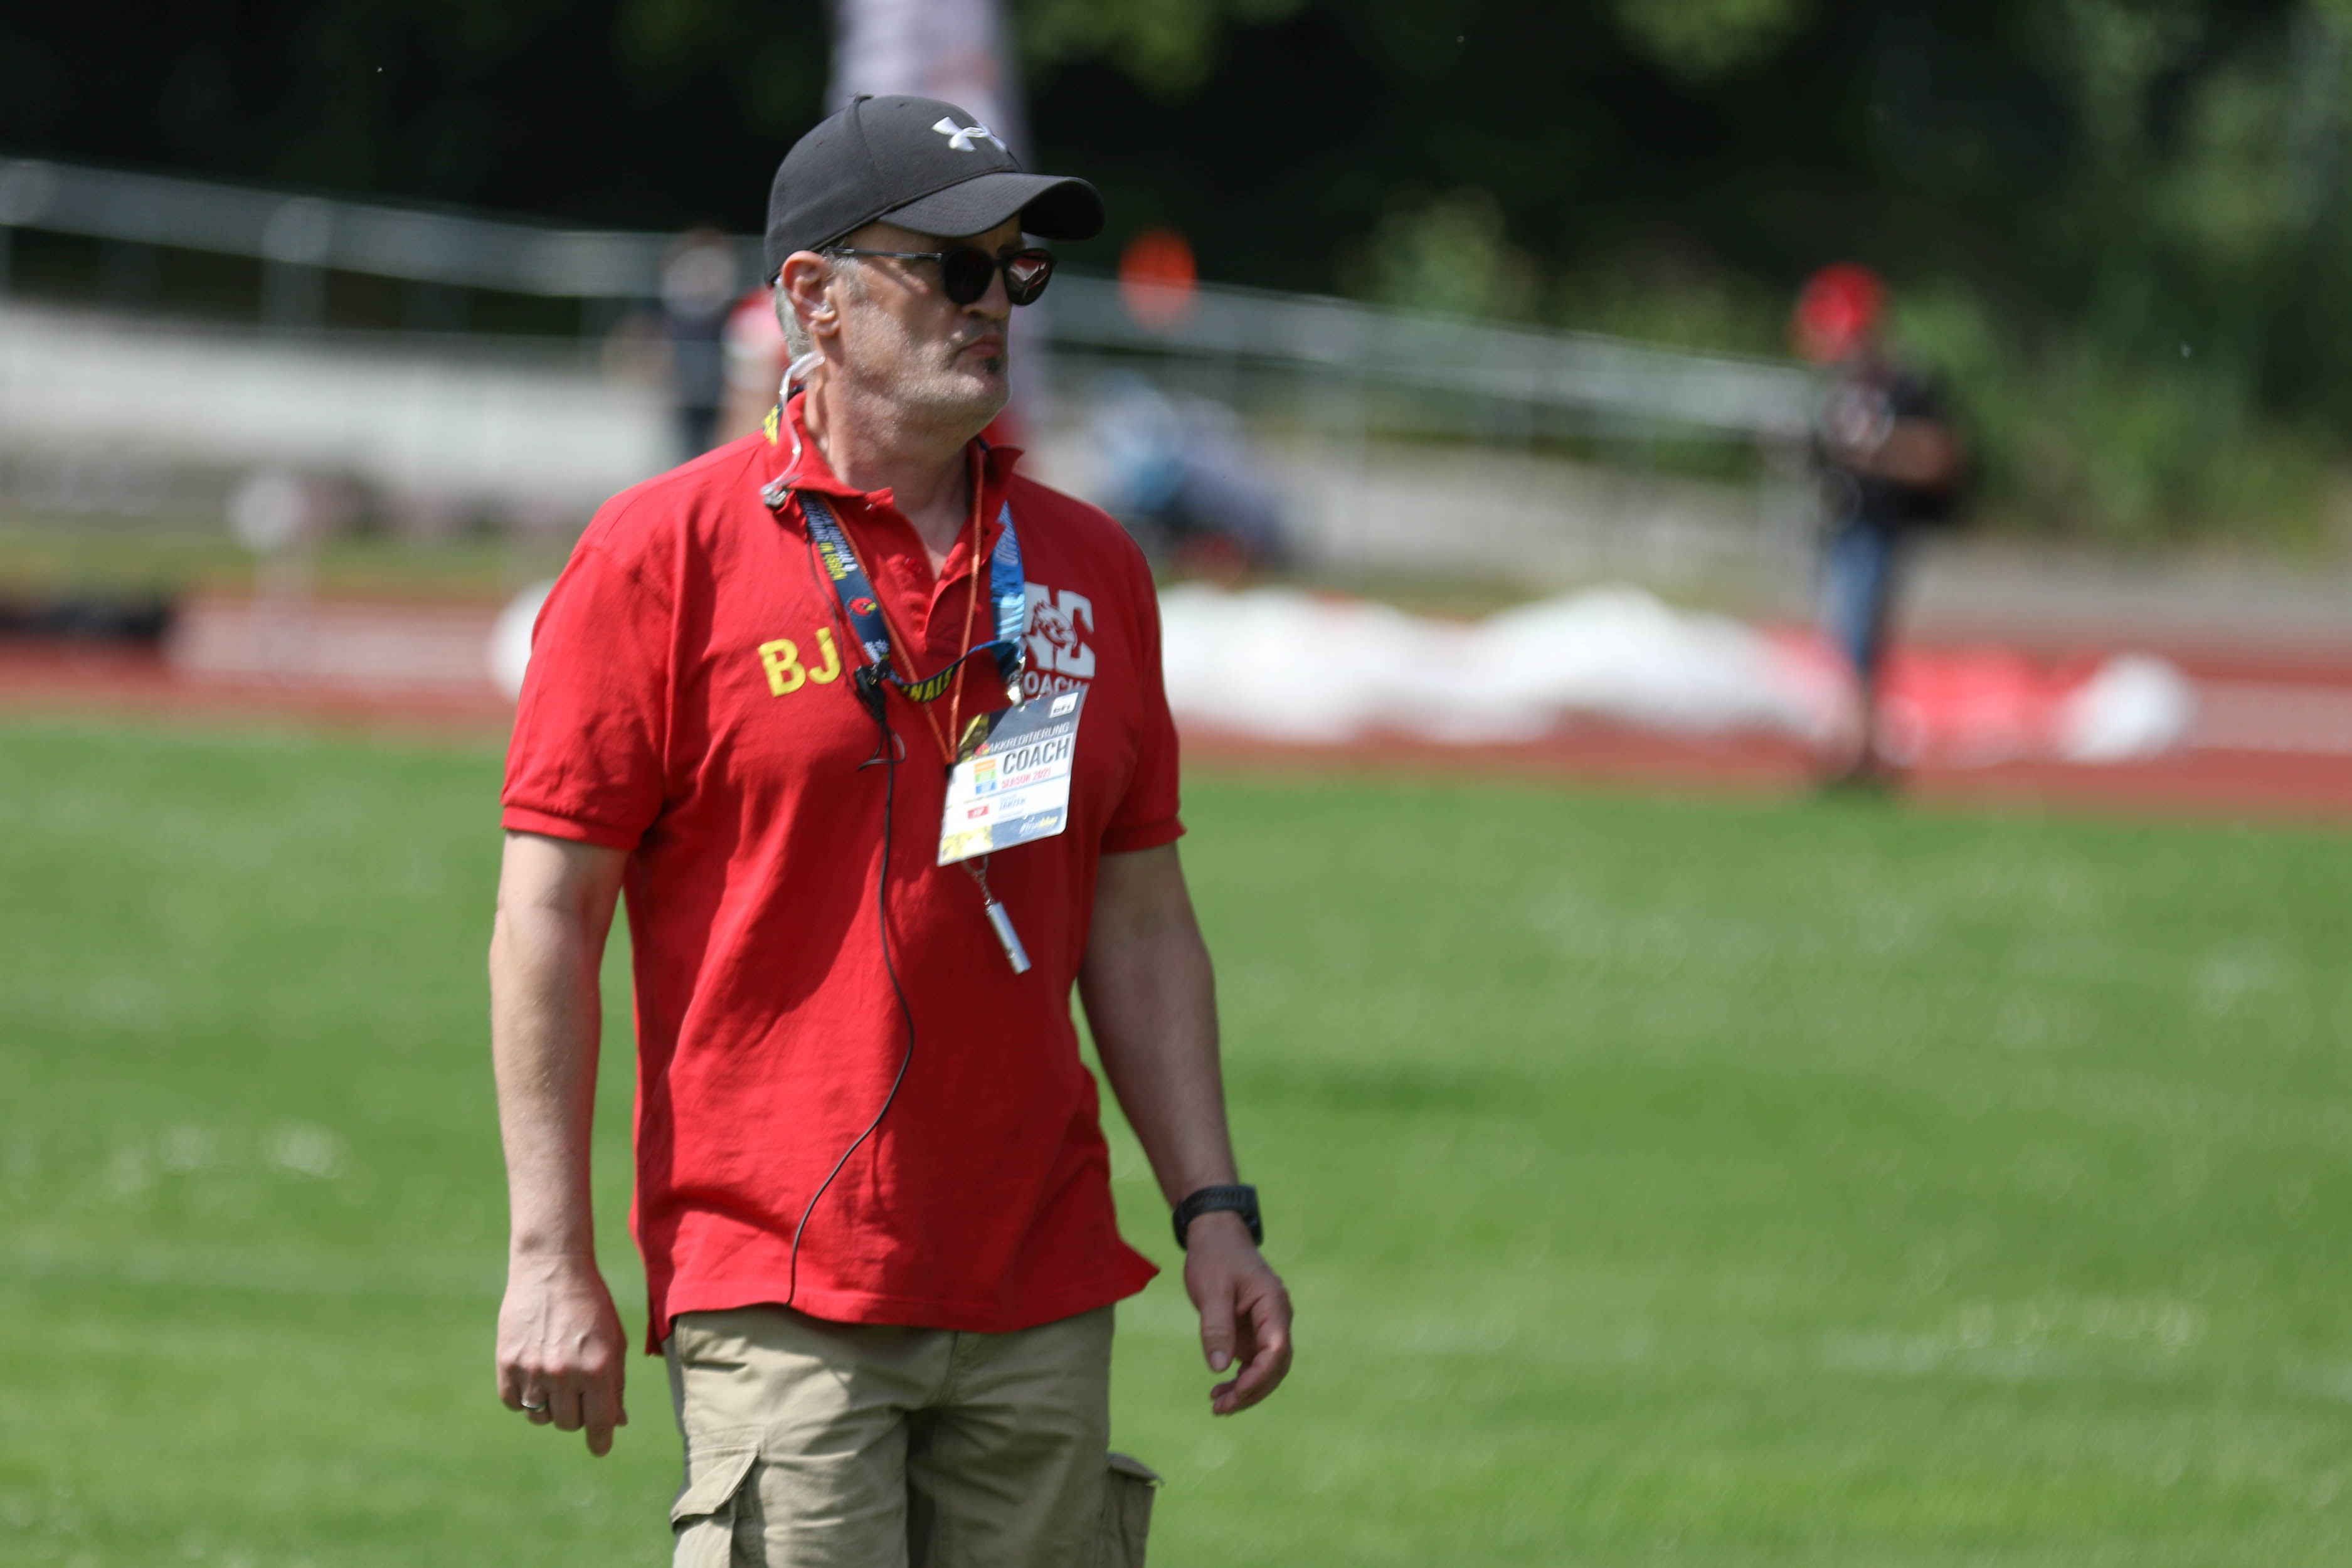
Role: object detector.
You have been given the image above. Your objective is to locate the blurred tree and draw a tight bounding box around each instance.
[1019,0,1308,95]
[2036,0,2204,167]
[0,0,828,230]
[1338,189,1539,320]
[1612,0,1814,81]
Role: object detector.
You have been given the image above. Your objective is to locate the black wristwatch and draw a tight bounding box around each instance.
[1172,1184,1261,1250]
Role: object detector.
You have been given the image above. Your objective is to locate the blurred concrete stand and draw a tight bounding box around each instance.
[0,299,670,522]
[0,156,1817,586]
[1034,267,1818,595]
[1039,412,1788,589]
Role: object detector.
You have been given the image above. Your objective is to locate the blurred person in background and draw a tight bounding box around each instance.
[1796,263,1969,785]
[1086,371,1290,577]
[660,228,743,457]
[714,279,793,445]
[489,93,1290,1567]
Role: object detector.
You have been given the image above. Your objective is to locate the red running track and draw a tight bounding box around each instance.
[1,596,2348,824]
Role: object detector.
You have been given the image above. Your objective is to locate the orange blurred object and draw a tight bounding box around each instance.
[1119,228,1199,329]
[1793,263,1886,363]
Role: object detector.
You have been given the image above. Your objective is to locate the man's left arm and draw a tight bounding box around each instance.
[1080,843,1293,1416]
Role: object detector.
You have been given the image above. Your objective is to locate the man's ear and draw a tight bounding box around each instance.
[778,251,839,342]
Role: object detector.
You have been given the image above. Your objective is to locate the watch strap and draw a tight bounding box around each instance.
[1172,1184,1261,1250]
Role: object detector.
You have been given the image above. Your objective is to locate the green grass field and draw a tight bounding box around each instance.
[0,516,574,603]
[4,719,2351,1565]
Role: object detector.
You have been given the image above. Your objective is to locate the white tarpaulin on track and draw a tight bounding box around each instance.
[1158,583,1837,746]
[1157,583,2198,766]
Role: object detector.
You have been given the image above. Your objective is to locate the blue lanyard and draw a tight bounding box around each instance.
[794,488,1027,707]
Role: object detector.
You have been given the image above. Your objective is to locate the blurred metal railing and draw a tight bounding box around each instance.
[0,153,1814,440]
[1042,277,1813,440]
[0,156,692,299]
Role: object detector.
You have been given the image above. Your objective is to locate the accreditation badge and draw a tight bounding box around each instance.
[937,689,1084,866]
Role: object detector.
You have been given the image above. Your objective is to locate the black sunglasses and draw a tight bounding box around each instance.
[823,245,1056,307]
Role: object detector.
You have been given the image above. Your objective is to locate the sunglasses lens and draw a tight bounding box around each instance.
[939,248,994,305]
[1004,250,1054,306]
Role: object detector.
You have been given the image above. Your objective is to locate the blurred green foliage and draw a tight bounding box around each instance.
[1613,0,1818,82]
[1337,189,1540,322]
[9,0,2352,539]
[1020,0,1309,95]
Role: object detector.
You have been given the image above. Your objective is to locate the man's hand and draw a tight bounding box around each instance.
[1080,845,1295,1416]
[1184,1211,1293,1416]
[497,1253,630,1456]
[490,832,628,1455]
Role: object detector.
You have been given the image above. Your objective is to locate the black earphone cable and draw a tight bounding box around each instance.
[783,529,919,1310]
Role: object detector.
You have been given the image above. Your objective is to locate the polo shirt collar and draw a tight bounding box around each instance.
[764,394,1024,583]
[765,391,865,504]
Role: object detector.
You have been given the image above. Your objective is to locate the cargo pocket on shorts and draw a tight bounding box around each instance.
[670,1428,761,1568]
[1091,1451,1160,1568]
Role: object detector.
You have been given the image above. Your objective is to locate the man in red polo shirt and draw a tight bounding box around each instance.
[487,94,1291,1565]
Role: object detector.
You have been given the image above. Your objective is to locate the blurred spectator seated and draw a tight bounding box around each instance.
[1086,372,1289,578]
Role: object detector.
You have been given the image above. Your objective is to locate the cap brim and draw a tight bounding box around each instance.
[876,171,1104,243]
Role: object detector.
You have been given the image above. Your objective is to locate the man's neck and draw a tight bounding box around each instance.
[803,382,980,569]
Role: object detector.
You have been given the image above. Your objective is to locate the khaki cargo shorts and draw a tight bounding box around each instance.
[665,1303,1157,1568]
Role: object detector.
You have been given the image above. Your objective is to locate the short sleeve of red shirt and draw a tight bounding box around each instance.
[1100,539,1184,856]
[502,539,672,850]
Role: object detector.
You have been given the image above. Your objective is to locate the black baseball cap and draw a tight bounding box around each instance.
[764,95,1104,279]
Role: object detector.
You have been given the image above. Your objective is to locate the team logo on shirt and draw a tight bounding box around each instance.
[1022,585,1095,699]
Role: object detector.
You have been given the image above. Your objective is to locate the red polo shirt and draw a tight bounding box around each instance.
[502,396,1173,1346]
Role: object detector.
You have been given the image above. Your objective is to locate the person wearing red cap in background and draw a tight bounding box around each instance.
[714,282,795,447]
[1794,265,1971,785]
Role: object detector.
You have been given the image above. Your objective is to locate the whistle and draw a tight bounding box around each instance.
[982,897,1032,975]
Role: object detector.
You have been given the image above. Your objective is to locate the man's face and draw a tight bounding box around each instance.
[827,215,1025,431]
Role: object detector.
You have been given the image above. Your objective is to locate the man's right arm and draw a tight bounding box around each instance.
[489,829,632,1456]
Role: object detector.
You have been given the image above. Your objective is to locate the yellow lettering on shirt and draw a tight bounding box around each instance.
[807,627,841,684]
[758,638,807,696]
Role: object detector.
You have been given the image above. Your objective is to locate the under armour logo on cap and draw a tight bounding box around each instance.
[933,117,1006,152]
[765,95,1103,278]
